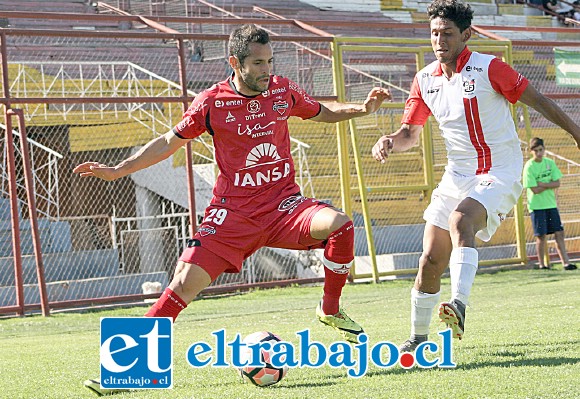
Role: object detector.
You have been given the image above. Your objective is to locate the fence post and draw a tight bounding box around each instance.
[177,38,197,237]
[9,108,50,316]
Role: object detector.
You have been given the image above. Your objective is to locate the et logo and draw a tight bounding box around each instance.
[100,317,173,390]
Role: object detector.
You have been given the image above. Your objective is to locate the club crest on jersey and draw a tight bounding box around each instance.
[247,100,261,114]
[273,100,288,115]
[463,78,475,93]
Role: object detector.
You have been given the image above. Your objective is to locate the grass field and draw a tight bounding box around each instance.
[1,267,578,399]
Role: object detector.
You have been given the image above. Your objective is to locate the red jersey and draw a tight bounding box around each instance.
[173,74,321,216]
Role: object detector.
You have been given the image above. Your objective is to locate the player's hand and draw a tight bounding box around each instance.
[372,135,394,163]
[363,87,391,114]
[73,162,119,181]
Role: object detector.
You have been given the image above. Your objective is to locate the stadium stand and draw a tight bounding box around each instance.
[0,0,578,313]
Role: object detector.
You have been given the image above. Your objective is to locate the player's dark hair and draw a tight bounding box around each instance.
[529,137,544,150]
[228,24,270,66]
[427,0,473,32]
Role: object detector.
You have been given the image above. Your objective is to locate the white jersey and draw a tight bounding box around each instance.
[402,48,528,177]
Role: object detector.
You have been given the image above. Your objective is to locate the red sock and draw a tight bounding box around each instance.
[322,267,348,315]
[144,288,187,322]
[321,221,354,315]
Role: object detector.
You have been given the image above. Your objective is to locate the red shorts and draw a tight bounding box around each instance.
[179,194,330,280]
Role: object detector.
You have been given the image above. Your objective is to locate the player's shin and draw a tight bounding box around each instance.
[321,221,354,315]
[449,247,478,305]
[144,287,187,321]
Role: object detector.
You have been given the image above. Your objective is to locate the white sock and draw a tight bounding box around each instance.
[449,247,478,305]
[410,288,441,337]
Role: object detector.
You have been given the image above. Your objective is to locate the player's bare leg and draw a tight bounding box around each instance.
[400,224,451,352]
[310,207,364,343]
[85,262,212,396]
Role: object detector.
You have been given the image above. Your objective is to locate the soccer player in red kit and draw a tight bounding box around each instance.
[76,23,390,395]
[372,0,580,352]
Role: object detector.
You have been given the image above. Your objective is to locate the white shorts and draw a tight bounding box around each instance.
[423,170,523,242]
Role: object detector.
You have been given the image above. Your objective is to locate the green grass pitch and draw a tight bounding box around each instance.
[1,268,578,399]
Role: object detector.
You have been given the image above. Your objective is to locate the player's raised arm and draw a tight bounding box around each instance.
[518,83,580,150]
[72,130,190,181]
[372,123,422,163]
[311,87,391,123]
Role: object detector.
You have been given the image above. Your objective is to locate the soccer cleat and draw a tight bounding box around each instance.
[564,263,577,271]
[316,303,364,344]
[83,379,129,397]
[438,299,466,340]
[399,335,428,352]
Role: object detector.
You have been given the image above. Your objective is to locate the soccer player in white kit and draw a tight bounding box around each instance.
[372,0,580,351]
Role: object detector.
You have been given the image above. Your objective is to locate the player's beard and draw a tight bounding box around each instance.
[240,70,270,94]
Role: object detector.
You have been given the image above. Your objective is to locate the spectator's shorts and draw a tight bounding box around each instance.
[530,208,564,236]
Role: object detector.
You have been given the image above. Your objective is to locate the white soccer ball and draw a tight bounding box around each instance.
[238,331,289,387]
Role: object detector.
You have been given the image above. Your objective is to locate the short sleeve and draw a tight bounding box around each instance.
[401,75,431,126]
[288,79,321,120]
[173,92,210,139]
[551,159,563,181]
[522,162,537,188]
[489,58,529,104]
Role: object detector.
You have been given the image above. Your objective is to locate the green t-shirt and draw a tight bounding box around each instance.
[523,157,562,211]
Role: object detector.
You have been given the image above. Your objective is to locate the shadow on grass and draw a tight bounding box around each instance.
[361,355,579,378]
[459,356,580,370]
[280,380,338,389]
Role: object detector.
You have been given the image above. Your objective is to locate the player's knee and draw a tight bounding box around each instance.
[419,251,448,273]
[448,210,477,238]
[174,260,186,276]
[329,211,351,233]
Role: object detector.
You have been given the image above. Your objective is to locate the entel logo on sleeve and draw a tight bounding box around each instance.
[100,317,173,390]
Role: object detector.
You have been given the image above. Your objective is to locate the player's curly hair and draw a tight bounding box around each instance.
[228,24,270,66]
[427,0,473,32]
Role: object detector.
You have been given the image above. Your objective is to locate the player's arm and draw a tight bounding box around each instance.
[310,87,391,123]
[73,131,190,181]
[518,84,580,149]
[372,124,422,163]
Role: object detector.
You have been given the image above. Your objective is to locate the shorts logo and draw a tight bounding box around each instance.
[278,194,307,214]
[247,100,261,114]
[198,225,216,237]
[100,317,173,390]
[479,180,493,186]
[273,100,288,115]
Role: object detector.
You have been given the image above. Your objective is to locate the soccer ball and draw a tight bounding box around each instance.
[238,331,289,387]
